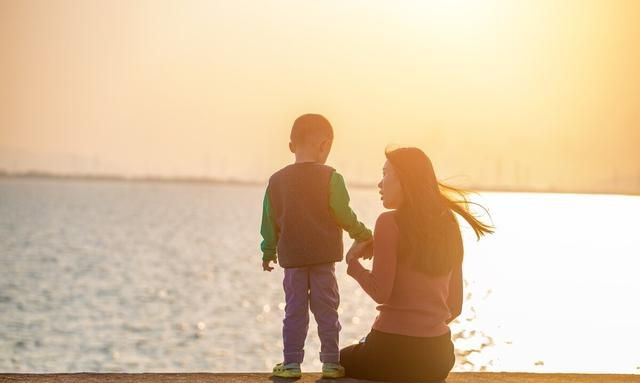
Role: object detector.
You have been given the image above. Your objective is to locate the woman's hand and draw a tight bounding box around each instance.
[360,239,374,260]
[346,238,373,264]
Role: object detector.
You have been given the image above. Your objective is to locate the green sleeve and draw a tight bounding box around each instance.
[260,188,278,262]
[329,171,373,241]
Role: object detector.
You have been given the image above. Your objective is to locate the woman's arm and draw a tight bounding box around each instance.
[446,223,464,324]
[347,212,399,304]
[446,262,463,324]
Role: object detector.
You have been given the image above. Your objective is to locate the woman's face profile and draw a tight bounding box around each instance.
[378,160,404,209]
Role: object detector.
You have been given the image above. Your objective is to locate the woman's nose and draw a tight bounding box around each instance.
[377,180,383,189]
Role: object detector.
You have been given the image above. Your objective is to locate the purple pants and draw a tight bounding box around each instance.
[282,263,341,364]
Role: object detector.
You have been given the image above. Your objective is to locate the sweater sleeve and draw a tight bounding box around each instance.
[446,262,463,323]
[259,188,278,262]
[347,212,398,304]
[446,222,464,322]
[329,171,373,241]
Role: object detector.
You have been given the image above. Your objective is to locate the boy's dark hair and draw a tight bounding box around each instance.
[290,114,334,145]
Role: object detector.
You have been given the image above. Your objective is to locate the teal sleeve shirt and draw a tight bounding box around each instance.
[260,170,373,261]
[260,190,279,262]
[328,172,373,241]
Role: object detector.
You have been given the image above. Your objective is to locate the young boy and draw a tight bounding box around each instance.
[260,114,373,379]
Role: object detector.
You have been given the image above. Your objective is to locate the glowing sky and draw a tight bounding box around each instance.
[1,0,639,192]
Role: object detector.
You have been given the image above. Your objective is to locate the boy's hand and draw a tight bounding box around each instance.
[262,259,276,272]
[346,238,373,264]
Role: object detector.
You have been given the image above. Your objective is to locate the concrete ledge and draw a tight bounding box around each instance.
[0,373,639,383]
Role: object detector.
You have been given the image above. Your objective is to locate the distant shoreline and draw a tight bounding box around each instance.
[0,171,264,187]
[0,171,638,196]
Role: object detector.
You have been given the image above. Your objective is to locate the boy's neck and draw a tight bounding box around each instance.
[294,153,322,164]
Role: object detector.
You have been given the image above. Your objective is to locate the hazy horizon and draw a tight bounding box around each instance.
[2,0,640,194]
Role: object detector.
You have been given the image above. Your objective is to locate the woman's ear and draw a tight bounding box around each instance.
[289,141,295,153]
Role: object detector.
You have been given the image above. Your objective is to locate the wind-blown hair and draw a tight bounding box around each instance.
[385,147,493,276]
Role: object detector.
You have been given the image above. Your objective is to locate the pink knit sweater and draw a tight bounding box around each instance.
[347,211,463,338]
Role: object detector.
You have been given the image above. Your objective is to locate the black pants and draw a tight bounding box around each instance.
[340,329,455,382]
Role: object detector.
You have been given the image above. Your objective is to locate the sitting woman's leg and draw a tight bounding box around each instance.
[340,331,395,381]
[339,341,373,379]
[340,330,455,382]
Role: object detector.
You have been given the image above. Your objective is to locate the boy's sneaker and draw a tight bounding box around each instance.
[272,362,302,378]
[321,362,345,379]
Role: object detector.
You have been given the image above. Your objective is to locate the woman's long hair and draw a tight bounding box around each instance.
[386,147,494,276]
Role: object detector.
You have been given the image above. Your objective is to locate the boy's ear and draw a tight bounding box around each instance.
[289,141,295,153]
[321,138,333,151]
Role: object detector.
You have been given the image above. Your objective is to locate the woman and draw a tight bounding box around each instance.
[340,147,493,382]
